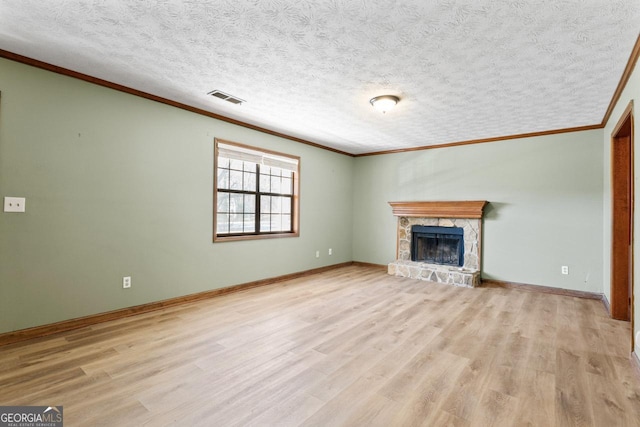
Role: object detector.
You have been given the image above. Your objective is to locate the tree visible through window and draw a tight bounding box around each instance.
[214,139,299,241]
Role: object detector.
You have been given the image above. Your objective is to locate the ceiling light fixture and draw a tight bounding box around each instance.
[370,95,399,113]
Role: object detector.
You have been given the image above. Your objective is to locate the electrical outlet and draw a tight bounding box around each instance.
[561,266,569,275]
[328,248,333,256]
[123,276,131,289]
[4,197,26,212]
[315,250,320,258]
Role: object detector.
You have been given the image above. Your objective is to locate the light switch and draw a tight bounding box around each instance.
[4,197,26,212]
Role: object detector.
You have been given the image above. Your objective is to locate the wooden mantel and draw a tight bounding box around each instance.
[388,201,488,219]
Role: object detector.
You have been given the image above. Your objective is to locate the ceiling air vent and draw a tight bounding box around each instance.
[207,90,245,105]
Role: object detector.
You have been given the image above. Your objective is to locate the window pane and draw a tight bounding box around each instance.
[217,192,230,213]
[271,214,282,231]
[271,196,282,214]
[218,156,230,168]
[217,213,230,234]
[243,162,256,173]
[260,213,271,232]
[261,165,271,175]
[217,168,229,190]
[282,197,291,214]
[282,214,291,231]
[260,173,270,192]
[271,175,281,193]
[244,194,255,213]
[281,177,292,195]
[243,172,256,191]
[282,169,292,178]
[260,195,271,213]
[229,212,243,233]
[244,214,255,233]
[230,193,244,213]
[229,159,243,170]
[229,170,243,190]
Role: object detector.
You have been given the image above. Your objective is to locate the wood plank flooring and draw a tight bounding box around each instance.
[1,265,639,426]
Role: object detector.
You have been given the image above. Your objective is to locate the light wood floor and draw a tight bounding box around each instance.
[1,265,640,426]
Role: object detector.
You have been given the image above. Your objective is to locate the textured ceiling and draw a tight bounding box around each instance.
[0,1,639,155]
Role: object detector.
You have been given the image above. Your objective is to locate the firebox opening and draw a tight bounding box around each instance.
[411,225,464,267]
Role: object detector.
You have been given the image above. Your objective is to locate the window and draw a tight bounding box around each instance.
[214,139,299,242]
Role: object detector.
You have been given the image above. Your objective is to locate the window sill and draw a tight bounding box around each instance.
[213,231,299,243]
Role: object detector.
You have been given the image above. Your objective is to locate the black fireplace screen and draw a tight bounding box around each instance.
[411,225,464,267]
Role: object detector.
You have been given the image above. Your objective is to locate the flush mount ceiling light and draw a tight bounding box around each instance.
[370,95,399,113]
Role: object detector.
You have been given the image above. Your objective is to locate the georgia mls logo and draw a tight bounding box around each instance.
[0,405,63,427]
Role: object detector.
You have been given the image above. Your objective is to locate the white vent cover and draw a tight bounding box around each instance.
[207,90,245,105]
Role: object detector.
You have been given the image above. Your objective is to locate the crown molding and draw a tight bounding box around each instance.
[356,124,603,157]
[601,33,640,128]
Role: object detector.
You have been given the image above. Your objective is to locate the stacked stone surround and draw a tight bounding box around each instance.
[388,216,482,287]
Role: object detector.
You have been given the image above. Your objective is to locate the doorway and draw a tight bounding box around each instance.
[610,101,634,338]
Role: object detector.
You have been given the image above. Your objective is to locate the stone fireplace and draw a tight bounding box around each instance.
[388,201,488,287]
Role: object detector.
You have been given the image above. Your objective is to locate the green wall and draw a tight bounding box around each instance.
[0,59,354,334]
[352,130,604,293]
[602,60,639,357]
